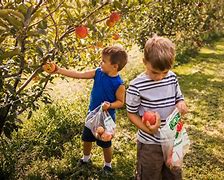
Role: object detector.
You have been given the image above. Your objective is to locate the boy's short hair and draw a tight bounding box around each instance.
[144,35,175,71]
[102,46,128,71]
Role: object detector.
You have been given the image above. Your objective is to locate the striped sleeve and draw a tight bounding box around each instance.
[126,84,140,113]
[175,78,184,103]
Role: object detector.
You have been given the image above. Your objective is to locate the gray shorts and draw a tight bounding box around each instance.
[136,141,182,180]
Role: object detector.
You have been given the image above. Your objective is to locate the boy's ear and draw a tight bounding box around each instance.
[113,64,119,70]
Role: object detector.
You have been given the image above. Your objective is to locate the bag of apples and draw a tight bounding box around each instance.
[160,108,190,169]
[85,105,116,142]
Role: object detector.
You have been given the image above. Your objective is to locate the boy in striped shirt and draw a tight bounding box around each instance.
[126,35,188,180]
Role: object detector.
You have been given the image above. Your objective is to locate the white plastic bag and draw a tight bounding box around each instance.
[160,108,190,169]
[85,105,116,142]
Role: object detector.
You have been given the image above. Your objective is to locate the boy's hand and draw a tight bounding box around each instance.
[176,101,188,116]
[145,112,161,133]
[102,101,111,111]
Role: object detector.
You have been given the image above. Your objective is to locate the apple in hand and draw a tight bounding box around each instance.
[42,63,56,73]
[142,111,156,125]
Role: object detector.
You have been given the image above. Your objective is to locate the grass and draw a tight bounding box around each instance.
[0,38,224,179]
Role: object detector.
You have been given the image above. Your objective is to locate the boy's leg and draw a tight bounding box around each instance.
[96,140,112,171]
[162,165,182,180]
[83,141,92,156]
[81,126,96,162]
[135,141,164,180]
[103,146,112,163]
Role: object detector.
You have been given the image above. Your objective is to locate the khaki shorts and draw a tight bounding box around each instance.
[136,141,182,180]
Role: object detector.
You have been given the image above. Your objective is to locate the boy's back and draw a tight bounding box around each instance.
[89,67,123,120]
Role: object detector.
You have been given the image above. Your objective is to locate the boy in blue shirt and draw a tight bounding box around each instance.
[54,46,128,172]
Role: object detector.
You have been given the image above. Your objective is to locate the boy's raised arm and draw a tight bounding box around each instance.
[56,67,96,79]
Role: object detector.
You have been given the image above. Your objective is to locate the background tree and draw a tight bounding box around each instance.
[0,0,224,138]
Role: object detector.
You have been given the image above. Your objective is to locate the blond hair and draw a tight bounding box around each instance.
[144,35,175,71]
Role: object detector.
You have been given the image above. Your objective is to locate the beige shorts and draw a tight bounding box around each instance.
[136,141,182,180]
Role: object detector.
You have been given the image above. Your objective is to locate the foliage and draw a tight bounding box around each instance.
[0,0,130,138]
[123,0,224,63]
[0,0,224,145]
[0,38,224,179]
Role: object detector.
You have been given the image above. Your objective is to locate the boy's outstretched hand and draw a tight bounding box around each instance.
[176,100,188,116]
[145,112,161,134]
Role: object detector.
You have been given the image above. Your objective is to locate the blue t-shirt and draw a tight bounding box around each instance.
[89,68,123,120]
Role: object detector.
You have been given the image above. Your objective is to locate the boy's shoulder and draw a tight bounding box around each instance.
[129,72,147,85]
[167,70,177,78]
[129,70,177,85]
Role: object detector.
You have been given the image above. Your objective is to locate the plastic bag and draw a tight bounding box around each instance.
[85,105,116,142]
[160,108,190,169]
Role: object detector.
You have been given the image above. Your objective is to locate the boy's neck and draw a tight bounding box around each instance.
[107,70,118,77]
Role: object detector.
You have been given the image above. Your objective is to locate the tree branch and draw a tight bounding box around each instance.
[79,1,109,25]
[16,66,42,95]
[46,6,58,44]
[17,75,50,115]
[58,1,110,42]
[30,0,65,28]
[32,0,44,15]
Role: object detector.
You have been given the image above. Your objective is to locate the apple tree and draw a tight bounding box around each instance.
[0,0,132,138]
[0,0,224,138]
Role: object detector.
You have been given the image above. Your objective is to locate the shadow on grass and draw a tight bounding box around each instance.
[185,128,224,177]
[197,52,224,61]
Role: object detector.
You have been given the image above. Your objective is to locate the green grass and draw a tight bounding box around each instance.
[1,38,224,179]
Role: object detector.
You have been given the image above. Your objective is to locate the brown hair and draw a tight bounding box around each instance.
[102,46,128,71]
[144,35,175,71]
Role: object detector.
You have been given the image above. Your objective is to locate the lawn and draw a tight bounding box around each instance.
[0,39,224,180]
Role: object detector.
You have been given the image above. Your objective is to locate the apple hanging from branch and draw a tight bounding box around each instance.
[75,25,88,39]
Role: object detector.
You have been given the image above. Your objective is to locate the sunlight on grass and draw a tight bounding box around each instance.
[175,38,224,179]
[1,38,224,179]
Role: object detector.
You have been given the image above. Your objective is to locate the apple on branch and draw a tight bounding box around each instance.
[75,25,88,39]
[109,12,121,22]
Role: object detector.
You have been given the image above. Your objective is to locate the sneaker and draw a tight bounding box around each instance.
[78,158,92,165]
[103,165,112,173]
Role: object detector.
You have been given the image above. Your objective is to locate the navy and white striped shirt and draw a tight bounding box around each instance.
[126,71,184,144]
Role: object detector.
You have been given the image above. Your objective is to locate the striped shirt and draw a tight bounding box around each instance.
[126,71,184,144]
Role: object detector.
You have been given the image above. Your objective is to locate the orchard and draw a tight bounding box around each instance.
[0,0,224,179]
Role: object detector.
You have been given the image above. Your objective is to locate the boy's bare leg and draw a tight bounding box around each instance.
[103,147,112,163]
[83,141,92,155]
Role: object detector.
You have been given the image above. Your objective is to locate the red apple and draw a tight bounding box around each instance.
[101,132,112,141]
[109,12,121,22]
[75,25,88,39]
[96,126,105,135]
[112,33,120,40]
[42,63,56,73]
[142,111,156,125]
[106,19,116,27]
